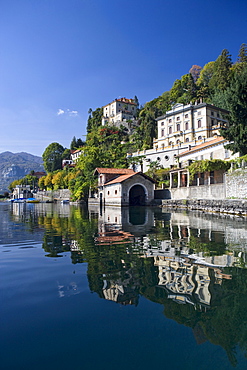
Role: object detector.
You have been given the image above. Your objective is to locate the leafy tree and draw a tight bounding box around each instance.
[189,65,202,82]
[38,176,46,190]
[62,148,71,160]
[196,61,215,100]
[44,173,54,190]
[212,64,247,155]
[42,142,65,173]
[87,107,103,133]
[52,171,65,190]
[8,179,21,191]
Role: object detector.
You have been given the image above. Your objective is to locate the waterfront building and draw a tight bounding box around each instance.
[88,167,156,206]
[130,102,235,172]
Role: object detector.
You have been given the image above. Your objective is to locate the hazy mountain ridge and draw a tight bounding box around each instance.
[0,151,44,193]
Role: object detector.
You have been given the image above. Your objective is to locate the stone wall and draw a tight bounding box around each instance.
[170,183,225,200]
[226,169,247,199]
[35,189,71,202]
[162,199,247,216]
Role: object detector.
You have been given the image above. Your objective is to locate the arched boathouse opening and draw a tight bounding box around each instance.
[129,185,146,206]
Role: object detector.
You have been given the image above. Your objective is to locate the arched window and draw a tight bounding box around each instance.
[177,124,180,131]
[169,126,172,134]
[185,122,189,130]
[198,120,201,128]
[198,136,202,140]
[185,138,189,142]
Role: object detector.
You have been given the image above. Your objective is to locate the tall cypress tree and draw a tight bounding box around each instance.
[237,43,247,64]
[210,49,232,91]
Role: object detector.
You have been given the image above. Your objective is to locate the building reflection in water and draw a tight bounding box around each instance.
[88,205,244,310]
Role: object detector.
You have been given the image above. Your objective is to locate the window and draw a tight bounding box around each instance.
[161,121,164,126]
[198,111,201,116]
[169,118,172,123]
[161,144,164,150]
[185,114,188,118]
[115,190,117,195]
[211,111,214,116]
[107,191,110,195]
[185,122,189,130]
[177,124,180,131]
[169,141,173,146]
[161,129,164,136]
[185,138,189,142]
[176,139,180,144]
[217,113,220,118]
[169,126,172,134]
[115,217,117,222]
[198,136,202,140]
[165,155,169,161]
[210,152,213,159]
[176,116,180,121]
[200,155,204,160]
[211,119,214,126]
[198,120,201,128]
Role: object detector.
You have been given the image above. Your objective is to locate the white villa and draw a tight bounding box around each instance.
[130,102,236,172]
[102,97,138,132]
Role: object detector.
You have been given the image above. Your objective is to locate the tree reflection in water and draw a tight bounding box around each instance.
[10,203,247,366]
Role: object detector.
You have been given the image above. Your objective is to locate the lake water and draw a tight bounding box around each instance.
[1,202,247,370]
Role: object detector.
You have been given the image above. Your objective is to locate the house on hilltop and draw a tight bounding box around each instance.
[102,97,138,132]
[89,167,156,206]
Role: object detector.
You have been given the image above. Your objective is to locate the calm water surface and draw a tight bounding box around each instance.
[1,202,247,369]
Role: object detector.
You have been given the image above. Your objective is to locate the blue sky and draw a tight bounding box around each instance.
[0,0,246,157]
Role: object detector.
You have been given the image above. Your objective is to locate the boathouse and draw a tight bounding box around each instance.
[89,168,156,206]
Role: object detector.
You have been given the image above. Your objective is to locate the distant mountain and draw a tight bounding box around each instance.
[0,151,45,193]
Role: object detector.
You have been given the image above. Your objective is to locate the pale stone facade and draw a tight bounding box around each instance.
[130,102,231,172]
[102,97,138,130]
[89,168,155,206]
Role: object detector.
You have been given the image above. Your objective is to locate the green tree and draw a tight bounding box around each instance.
[196,61,215,100]
[237,43,247,64]
[210,49,232,91]
[87,107,103,133]
[42,142,65,173]
[70,136,77,150]
[212,64,247,154]
[44,173,54,190]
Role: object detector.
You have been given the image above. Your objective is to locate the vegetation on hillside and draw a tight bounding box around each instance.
[11,44,247,200]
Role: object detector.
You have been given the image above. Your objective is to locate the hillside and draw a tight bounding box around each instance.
[0,151,44,193]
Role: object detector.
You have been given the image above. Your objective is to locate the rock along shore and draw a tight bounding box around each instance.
[162,199,247,216]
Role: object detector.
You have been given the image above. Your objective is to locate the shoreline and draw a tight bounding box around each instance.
[161,199,247,217]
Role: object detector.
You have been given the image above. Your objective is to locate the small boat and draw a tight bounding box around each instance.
[26,198,40,203]
[61,200,70,204]
[13,198,26,203]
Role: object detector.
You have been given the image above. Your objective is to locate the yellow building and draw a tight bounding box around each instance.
[155,102,229,148]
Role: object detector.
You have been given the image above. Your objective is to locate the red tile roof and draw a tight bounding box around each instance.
[178,136,226,157]
[106,173,136,185]
[94,168,135,175]
[105,172,156,185]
